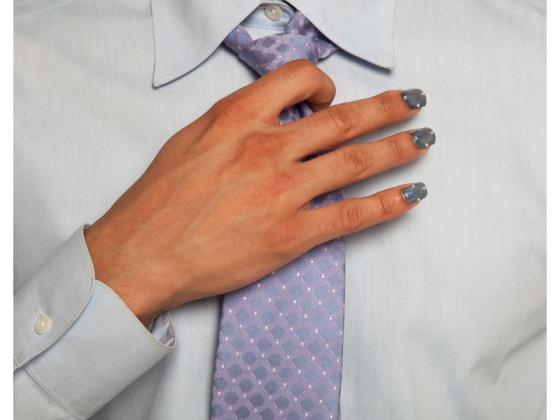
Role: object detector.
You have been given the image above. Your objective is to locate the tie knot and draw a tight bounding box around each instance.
[224,11,337,76]
[284,11,318,38]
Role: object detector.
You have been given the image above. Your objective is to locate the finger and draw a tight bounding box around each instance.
[299,128,435,197]
[219,60,336,124]
[297,183,428,246]
[285,89,427,158]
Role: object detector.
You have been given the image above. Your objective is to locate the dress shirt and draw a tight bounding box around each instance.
[14,0,546,419]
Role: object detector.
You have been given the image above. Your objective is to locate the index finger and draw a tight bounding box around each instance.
[225,59,337,124]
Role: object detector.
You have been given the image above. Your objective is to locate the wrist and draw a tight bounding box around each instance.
[84,222,168,326]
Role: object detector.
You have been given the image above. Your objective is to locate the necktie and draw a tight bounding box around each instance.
[211,12,344,420]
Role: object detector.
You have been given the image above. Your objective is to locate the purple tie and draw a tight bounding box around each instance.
[211,12,345,420]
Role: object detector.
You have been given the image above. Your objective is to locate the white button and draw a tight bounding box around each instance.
[34,315,52,334]
[264,4,283,21]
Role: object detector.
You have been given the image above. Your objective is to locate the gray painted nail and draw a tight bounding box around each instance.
[401,89,427,109]
[411,127,436,149]
[402,182,428,203]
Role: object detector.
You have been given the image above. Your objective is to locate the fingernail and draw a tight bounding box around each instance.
[411,127,436,149]
[402,182,428,203]
[401,89,427,109]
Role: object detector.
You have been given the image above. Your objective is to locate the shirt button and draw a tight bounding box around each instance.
[34,315,52,334]
[264,4,283,21]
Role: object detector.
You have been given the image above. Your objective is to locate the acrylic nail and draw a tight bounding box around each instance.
[411,127,436,149]
[401,89,427,109]
[402,182,428,204]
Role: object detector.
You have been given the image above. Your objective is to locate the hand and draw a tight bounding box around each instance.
[84,60,431,325]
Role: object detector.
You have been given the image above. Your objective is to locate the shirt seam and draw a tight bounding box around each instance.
[243,22,287,31]
[24,364,88,419]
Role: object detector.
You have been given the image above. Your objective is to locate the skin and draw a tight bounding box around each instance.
[84,60,431,326]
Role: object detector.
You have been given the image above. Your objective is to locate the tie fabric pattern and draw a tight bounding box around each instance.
[211,12,345,420]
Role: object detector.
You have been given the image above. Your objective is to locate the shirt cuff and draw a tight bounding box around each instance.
[14,225,176,417]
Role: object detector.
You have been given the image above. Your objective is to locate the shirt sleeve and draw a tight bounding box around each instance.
[13,226,176,419]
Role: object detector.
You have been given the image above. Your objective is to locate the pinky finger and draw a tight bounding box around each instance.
[304,182,428,245]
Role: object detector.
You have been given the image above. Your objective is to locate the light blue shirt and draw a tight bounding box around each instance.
[14,0,546,418]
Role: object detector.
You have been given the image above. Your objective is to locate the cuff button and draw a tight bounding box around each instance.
[34,315,52,334]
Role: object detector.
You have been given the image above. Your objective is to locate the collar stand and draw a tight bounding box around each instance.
[151,0,396,87]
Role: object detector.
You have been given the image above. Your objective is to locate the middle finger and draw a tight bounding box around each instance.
[298,128,436,199]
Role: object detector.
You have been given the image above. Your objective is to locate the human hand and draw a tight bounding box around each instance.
[84,60,433,325]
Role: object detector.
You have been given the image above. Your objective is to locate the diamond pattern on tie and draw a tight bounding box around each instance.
[212,12,345,420]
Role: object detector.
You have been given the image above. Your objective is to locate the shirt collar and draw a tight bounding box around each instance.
[151,0,396,87]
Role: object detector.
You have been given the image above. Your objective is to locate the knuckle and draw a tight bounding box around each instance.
[377,91,403,117]
[242,130,284,161]
[377,195,399,219]
[211,95,254,127]
[338,200,365,231]
[340,147,368,178]
[210,96,231,117]
[289,59,320,81]
[387,137,407,161]
[269,220,301,256]
[268,171,297,197]
[326,104,359,135]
